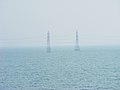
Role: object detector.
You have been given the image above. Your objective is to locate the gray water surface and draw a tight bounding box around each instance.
[0,47,120,90]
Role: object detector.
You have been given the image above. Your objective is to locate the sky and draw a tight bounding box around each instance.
[0,0,120,47]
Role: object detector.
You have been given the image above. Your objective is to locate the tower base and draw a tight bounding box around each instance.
[75,48,80,51]
[75,46,80,51]
[47,48,51,53]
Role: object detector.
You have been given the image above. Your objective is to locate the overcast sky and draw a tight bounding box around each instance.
[0,0,120,47]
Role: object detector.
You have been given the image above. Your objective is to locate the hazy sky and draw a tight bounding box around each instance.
[0,0,120,47]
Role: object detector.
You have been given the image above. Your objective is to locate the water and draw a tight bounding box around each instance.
[0,47,120,90]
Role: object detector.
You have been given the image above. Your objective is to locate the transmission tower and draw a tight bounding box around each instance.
[75,30,80,51]
[47,31,51,52]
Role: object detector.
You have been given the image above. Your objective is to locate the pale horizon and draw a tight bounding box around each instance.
[0,0,120,47]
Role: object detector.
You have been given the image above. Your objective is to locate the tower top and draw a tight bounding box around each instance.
[76,30,78,33]
[47,31,49,34]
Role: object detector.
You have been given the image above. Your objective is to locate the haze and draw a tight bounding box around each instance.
[0,0,120,47]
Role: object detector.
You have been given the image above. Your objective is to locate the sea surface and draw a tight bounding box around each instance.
[0,47,120,90]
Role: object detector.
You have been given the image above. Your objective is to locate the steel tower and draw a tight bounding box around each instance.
[75,30,80,51]
[47,31,51,52]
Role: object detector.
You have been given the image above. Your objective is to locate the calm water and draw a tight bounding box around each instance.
[0,47,120,90]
